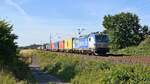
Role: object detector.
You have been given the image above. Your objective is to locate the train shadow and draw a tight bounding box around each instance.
[98,54,130,57]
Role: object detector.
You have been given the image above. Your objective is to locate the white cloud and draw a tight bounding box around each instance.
[17,0,30,5]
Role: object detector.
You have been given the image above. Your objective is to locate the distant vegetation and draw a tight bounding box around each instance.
[0,19,35,83]
[19,44,42,49]
[26,50,150,84]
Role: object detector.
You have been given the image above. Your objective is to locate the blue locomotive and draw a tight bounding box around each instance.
[72,32,109,55]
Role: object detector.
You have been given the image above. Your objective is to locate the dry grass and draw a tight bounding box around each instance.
[19,49,35,58]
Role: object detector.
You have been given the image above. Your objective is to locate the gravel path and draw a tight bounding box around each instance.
[29,56,66,84]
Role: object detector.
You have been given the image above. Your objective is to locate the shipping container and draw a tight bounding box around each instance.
[73,38,80,49]
[64,38,73,50]
[50,41,54,50]
[54,42,59,50]
[78,36,88,49]
[64,40,67,49]
[58,40,64,50]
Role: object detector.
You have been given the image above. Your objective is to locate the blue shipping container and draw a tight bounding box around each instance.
[73,38,80,49]
[78,36,88,49]
[54,42,59,49]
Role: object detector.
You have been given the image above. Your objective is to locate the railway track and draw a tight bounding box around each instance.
[48,51,150,65]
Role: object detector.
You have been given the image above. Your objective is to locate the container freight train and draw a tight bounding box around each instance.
[43,32,109,55]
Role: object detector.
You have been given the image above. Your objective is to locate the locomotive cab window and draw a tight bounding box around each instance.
[95,35,109,42]
[89,38,91,41]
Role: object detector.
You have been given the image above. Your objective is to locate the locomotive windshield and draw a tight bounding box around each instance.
[95,35,109,43]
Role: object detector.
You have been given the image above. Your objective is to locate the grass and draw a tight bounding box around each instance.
[28,50,150,84]
[0,61,36,84]
[0,70,28,84]
[0,71,17,84]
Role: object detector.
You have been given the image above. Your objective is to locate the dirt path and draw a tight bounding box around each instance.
[29,56,66,84]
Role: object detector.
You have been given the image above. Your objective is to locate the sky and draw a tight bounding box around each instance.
[0,0,150,46]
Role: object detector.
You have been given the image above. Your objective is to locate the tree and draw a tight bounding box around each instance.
[103,12,149,49]
[141,25,149,37]
[0,19,17,65]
